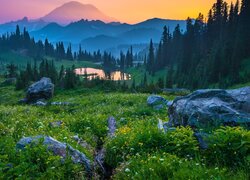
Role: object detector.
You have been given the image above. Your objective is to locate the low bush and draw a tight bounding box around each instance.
[105,121,199,168]
[204,126,250,168]
[0,140,86,179]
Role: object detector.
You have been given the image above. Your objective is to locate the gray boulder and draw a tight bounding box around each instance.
[33,101,47,106]
[16,136,92,174]
[147,95,168,110]
[193,132,209,149]
[26,77,54,102]
[168,87,250,128]
[49,121,63,128]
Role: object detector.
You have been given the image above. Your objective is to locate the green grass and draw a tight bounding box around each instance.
[127,66,167,85]
[0,83,249,179]
[0,51,33,72]
[0,83,169,178]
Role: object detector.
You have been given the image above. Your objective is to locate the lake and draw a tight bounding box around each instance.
[75,68,131,81]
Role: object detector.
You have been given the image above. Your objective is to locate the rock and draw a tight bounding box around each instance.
[107,116,116,138]
[16,136,92,174]
[194,132,209,149]
[94,117,117,176]
[51,102,71,106]
[147,95,168,110]
[158,119,165,132]
[167,87,250,128]
[26,77,54,103]
[49,121,63,128]
[33,101,47,106]
[72,135,81,142]
[158,119,176,133]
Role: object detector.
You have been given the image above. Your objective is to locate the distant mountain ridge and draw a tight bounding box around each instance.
[0,17,48,35]
[30,18,186,53]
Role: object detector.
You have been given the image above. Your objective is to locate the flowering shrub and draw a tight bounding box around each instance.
[204,126,250,168]
[105,122,199,168]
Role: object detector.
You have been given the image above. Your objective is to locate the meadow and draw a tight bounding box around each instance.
[0,82,249,179]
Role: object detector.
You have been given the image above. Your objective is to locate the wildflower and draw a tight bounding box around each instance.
[138,142,143,146]
[125,168,130,172]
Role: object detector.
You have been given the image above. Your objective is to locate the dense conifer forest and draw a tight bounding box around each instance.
[147,0,250,89]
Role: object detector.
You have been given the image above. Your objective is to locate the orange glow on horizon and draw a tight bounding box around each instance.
[0,0,238,24]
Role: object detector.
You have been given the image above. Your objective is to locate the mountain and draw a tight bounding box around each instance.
[81,35,125,51]
[30,18,186,54]
[31,18,185,43]
[134,18,186,32]
[119,28,162,44]
[42,1,116,25]
[0,17,48,35]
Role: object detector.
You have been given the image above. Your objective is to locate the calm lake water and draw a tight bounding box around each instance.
[75,68,131,81]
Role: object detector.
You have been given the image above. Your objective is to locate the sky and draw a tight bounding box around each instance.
[0,0,237,24]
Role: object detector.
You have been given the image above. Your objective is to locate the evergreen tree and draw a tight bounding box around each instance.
[66,44,73,60]
[147,39,155,74]
[6,63,18,78]
[33,61,39,81]
[143,72,148,86]
[120,51,125,70]
[157,78,164,89]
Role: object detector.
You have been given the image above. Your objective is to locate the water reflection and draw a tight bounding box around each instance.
[75,68,131,81]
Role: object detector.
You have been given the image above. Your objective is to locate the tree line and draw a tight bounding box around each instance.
[13,60,79,90]
[147,0,250,89]
[0,26,112,63]
[0,25,137,71]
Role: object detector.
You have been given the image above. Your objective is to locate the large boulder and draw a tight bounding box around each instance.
[167,87,250,128]
[147,95,168,110]
[16,136,92,174]
[26,77,54,102]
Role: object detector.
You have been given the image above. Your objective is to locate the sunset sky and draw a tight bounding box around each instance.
[0,0,237,24]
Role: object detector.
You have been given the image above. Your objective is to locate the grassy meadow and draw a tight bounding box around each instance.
[0,81,249,179]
